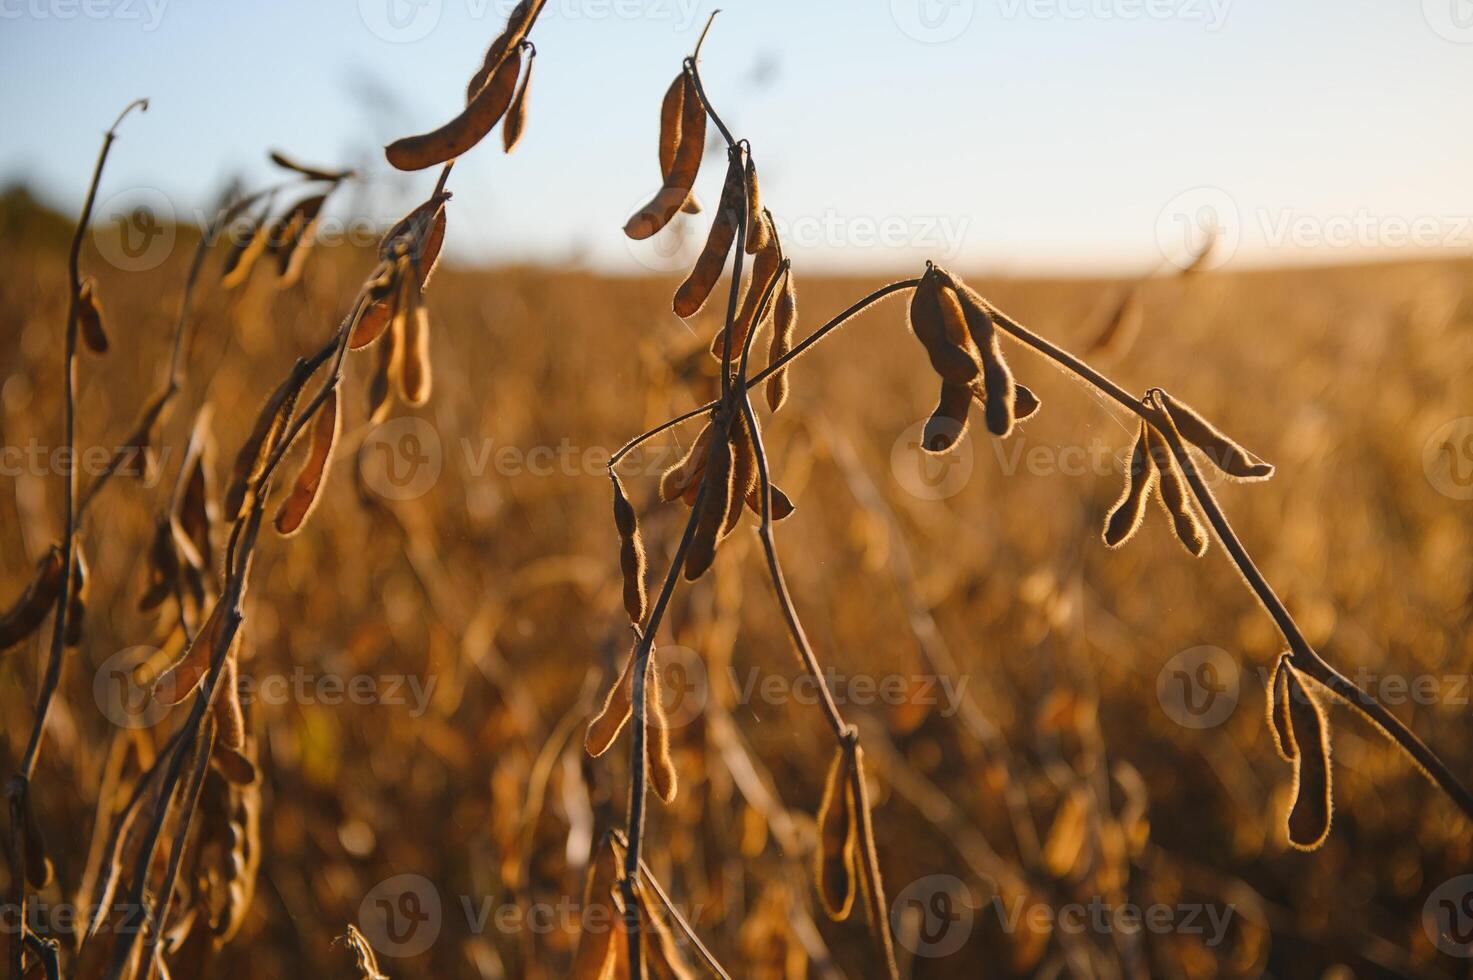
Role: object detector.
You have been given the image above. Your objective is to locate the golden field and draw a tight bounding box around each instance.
[2,187,1473,978]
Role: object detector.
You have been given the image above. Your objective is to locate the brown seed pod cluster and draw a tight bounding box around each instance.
[625,65,706,240]
[1267,655,1334,849]
[351,193,448,424]
[657,405,795,582]
[218,153,351,290]
[1102,392,1273,556]
[385,18,538,171]
[190,756,263,941]
[710,211,783,363]
[909,264,1040,452]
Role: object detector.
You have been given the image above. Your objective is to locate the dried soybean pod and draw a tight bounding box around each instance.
[658,422,713,503]
[1103,421,1157,548]
[956,290,1016,436]
[1158,390,1274,480]
[224,380,292,519]
[684,415,734,581]
[154,600,236,705]
[765,267,798,412]
[221,198,273,288]
[21,793,52,889]
[611,471,648,623]
[399,299,432,405]
[1268,654,1296,762]
[635,881,694,979]
[274,389,340,536]
[923,381,973,453]
[658,74,701,216]
[1283,666,1332,849]
[0,545,64,651]
[907,269,980,385]
[742,157,768,254]
[367,316,400,424]
[722,410,758,536]
[268,150,353,183]
[815,744,859,920]
[745,483,795,521]
[1145,426,1209,557]
[672,150,743,318]
[503,49,534,152]
[77,277,109,354]
[215,653,246,751]
[572,842,622,979]
[1012,382,1041,421]
[625,72,705,240]
[386,45,524,171]
[586,645,637,756]
[270,193,328,284]
[64,545,88,647]
[715,228,782,360]
[139,519,179,613]
[647,653,678,805]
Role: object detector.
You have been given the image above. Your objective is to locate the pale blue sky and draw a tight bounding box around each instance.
[3,0,1472,273]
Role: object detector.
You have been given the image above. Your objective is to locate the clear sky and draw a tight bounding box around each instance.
[3,0,1472,274]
